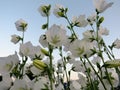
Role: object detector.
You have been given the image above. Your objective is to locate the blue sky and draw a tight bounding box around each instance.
[0,0,120,59]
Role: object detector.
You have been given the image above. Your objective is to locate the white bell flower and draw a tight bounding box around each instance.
[70,80,81,90]
[10,79,29,90]
[113,38,120,49]
[0,52,19,74]
[45,24,67,47]
[69,39,94,58]
[72,15,88,27]
[15,19,27,31]
[93,0,113,13]
[53,4,65,18]
[98,26,109,36]
[39,34,48,48]
[19,41,34,57]
[11,34,20,44]
[33,77,50,90]
[91,56,102,65]
[38,4,51,17]
[19,42,44,59]
[87,13,96,25]
[72,61,85,72]
[0,73,13,90]
[55,82,64,90]
[78,73,87,87]
[99,68,118,90]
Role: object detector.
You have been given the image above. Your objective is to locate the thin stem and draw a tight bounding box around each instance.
[95,13,114,89]
[49,45,53,90]
[46,15,53,90]
[59,47,70,89]
[80,58,95,90]
[64,14,78,39]
[85,57,107,90]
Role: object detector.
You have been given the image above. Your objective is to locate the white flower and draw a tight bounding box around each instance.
[87,13,96,25]
[10,79,29,90]
[72,61,85,72]
[69,39,94,58]
[19,41,34,56]
[99,68,118,90]
[39,34,48,48]
[113,38,120,49]
[29,46,44,60]
[19,41,44,59]
[98,26,109,36]
[66,54,75,64]
[72,15,88,27]
[0,52,19,74]
[70,80,81,90]
[38,4,51,17]
[0,81,11,90]
[30,65,42,75]
[33,77,50,90]
[45,24,67,47]
[15,19,27,31]
[0,74,13,90]
[63,36,72,52]
[93,0,113,13]
[82,30,95,41]
[78,73,86,87]
[11,34,20,44]
[53,4,64,18]
[92,56,102,65]
[55,82,64,90]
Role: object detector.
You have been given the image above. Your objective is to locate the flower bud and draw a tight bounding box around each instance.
[41,48,49,56]
[33,60,47,70]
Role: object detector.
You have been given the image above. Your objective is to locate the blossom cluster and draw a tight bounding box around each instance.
[1,0,120,90]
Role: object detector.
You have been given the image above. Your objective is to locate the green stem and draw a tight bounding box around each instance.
[95,13,114,89]
[46,15,53,90]
[85,57,107,90]
[80,58,95,90]
[64,14,78,39]
[49,45,53,90]
[59,47,70,89]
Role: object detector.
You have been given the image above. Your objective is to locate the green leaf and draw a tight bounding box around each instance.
[103,60,120,68]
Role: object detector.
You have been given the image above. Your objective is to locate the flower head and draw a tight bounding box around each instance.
[19,41,44,59]
[69,39,94,58]
[11,34,21,44]
[93,0,113,13]
[39,34,48,48]
[87,13,96,25]
[38,4,51,17]
[15,19,28,31]
[53,4,66,18]
[72,15,88,27]
[45,24,67,47]
[98,26,109,36]
[113,39,120,49]
[10,79,29,90]
[0,52,19,74]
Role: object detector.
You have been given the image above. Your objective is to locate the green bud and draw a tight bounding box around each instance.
[98,17,104,24]
[57,12,65,17]
[33,60,47,70]
[103,60,120,68]
[42,23,48,30]
[41,48,49,56]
